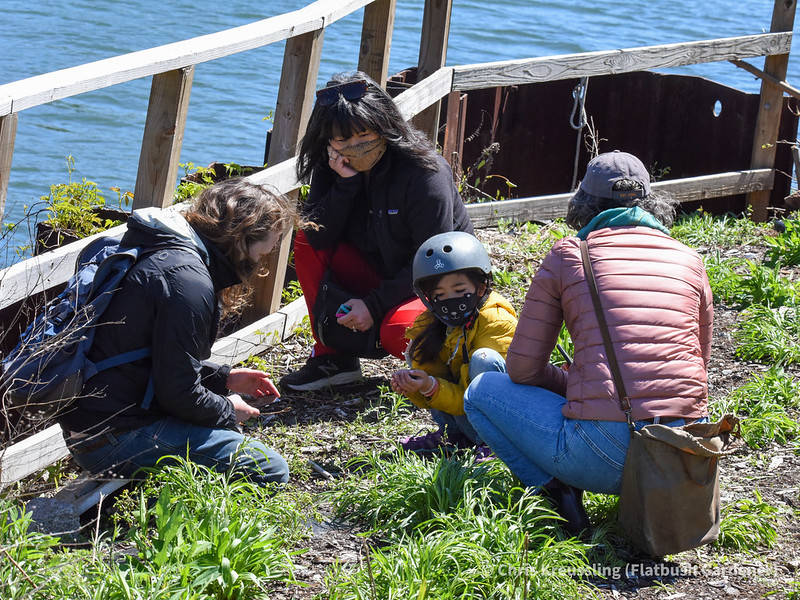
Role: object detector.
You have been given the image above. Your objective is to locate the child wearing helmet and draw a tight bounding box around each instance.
[390,231,518,456]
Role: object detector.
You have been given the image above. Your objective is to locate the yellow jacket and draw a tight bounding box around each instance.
[406,291,517,415]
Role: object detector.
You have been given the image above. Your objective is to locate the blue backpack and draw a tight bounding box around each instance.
[2,236,155,418]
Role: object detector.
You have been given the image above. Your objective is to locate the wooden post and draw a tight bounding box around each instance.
[442,90,467,180]
[133,66,194,210]
[0,113,18,217]
[412,0,453,142]
[746,0,797,221]
[243,30,323,324]
[358,0,397,86]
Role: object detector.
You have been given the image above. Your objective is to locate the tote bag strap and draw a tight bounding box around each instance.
[580,239,634,431]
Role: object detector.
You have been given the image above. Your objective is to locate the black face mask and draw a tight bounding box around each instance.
[430,292,480,327]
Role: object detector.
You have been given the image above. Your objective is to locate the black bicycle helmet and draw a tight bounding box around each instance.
[412,231,492,309]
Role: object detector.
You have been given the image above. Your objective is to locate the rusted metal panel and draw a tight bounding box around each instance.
[442,71,799,214]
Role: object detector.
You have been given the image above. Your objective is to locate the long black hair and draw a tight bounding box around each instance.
[296,71,440,184]
[409,269,490,365]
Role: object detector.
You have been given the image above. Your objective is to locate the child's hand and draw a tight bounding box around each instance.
[391,368,429,396]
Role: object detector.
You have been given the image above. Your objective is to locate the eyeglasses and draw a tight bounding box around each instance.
[315,80,368,107]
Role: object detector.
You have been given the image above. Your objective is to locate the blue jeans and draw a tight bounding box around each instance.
[464,371,701,494]
[67,417,289,485]
[431,347,507,445]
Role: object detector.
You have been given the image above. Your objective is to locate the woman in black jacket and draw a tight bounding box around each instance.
[280,71,473,392]
[59,178,299,484]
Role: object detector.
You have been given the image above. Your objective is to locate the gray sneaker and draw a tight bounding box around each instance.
[279,355,362,391]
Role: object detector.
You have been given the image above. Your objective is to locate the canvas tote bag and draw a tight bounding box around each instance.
[580,240,741,557]
[617,415,740,556]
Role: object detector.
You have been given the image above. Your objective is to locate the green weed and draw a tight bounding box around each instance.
[327,485,594,600]
[281,279,303,304]
[672,209,765,248]
[41,155,130,240]
[0,499,61,599]
[713,366,800,448]
[765,215,800,267]
[704,254,800,308]
[327,451,515,538]
[733,304,800,365]
[715,489,779,550]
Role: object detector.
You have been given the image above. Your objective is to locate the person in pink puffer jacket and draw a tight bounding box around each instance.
[463,151,713,536]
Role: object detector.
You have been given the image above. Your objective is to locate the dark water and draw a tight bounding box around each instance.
[0,0,795,265]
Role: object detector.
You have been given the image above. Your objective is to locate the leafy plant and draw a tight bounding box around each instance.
[174,161,265,203]
[671,208,765,247]
[764,215,800,267]
[115,456,301,599]
[327,485,593,600]
[0,499,61,598]
[704,254,800,308]
[715,489,779,550]
[712,366,800,448]
[733,304,800,365]
[41,155,131,239]
[327,451,515,538]
[281,279,304,304]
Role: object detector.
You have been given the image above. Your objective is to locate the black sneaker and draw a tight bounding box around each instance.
[279,355,362,391]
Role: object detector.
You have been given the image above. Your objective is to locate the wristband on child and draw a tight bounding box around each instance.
[420,375,438,397]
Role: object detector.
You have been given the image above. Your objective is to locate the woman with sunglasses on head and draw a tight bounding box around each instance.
[279,71,473,392]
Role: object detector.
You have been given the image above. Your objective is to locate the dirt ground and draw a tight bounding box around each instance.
[245,228,800,599]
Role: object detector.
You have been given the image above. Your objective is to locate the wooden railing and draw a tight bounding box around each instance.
[0,0,797,488]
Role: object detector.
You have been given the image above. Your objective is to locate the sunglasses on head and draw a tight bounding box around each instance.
[315,80,368,107]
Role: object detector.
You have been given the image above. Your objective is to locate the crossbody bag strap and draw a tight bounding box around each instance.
[579,239,635,431]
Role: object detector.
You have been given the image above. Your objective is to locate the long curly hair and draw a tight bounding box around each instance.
[296,71,440,183]
[184,177,307,313]
[566,179,679,231]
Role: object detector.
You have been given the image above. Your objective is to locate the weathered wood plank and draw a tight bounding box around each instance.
[133,67,194,210]
[465,169,775,227]
[0,113,18,216]
[0,0,373,116]
[747,0,797,222]
[247,157,301,194]
[731,59,800,101]
[210,297,307,364]
[412,0,453,140]
[0,425,68,489]
[394,66,453,119]
[452,33,793,90]
[53,473,131,515]
[358,0,397,86]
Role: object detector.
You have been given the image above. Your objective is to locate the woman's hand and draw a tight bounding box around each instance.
[327,145,358,178]
[391,368,430,396]
[336,298,374,332]
[227,368,280,407]
[228,393,261,423]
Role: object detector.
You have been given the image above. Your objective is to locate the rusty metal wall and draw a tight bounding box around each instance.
[443,71,799,215]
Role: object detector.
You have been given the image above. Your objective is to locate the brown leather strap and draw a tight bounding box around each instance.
[580,239,634,431]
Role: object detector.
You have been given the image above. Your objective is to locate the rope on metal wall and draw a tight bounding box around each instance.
[570,77,589,191]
